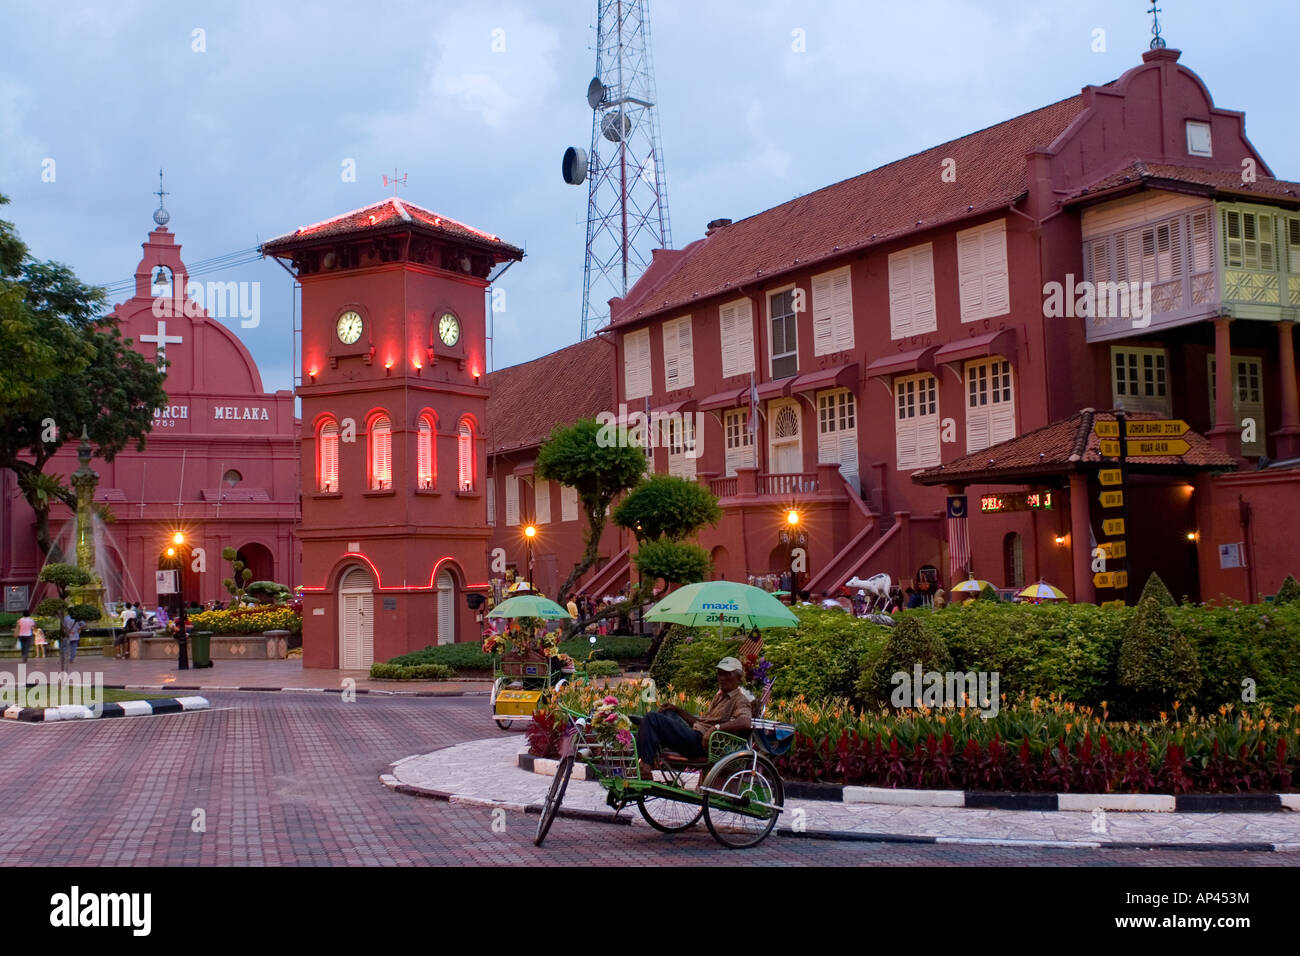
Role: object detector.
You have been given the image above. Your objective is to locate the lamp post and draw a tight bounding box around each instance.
[780,510,804,603]
[523,525,537,592]
[166,531,189,670]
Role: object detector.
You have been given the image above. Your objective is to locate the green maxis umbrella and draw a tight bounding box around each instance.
[645,581,799,631]
[487,595,572,620]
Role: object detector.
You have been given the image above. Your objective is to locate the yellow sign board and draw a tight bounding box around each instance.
[1102,518,1126,536]
[1113,570,1128,590]
[1094,421,1119,438]
[1099,439,1121,457]
[1124,419,1190,438]
[1099,469,1123,486]
[1097,540,1127,559]
[1100,599,1127,609]
[1094,571,1113,588]
[1127,438,1191,457]
[1099,490,1124,508]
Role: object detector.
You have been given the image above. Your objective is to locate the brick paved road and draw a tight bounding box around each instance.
[0,693,1290,866]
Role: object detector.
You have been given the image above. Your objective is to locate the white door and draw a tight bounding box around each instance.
[436,570,455,645]
[768,400,802,474]
[338,566,374,669]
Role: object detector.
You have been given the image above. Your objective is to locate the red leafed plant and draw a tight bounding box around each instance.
[525,708,565,759]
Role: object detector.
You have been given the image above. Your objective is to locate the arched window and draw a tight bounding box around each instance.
[370,414,392,490]
[457,420,474,492]
[417,417,435,489]
[318,420,339,493]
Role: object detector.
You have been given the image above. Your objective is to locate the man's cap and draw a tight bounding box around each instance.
[716,656,743,673]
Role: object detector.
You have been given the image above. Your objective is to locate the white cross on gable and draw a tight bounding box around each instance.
[140,320,183,354]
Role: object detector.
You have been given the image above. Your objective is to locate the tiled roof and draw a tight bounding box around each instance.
[1070,161,1300,205]
[912,409,1236,484]
[486,337,615,454]
[610,94,1087,325]
[262,198,523,255]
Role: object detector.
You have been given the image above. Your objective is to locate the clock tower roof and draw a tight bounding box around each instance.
[261,197,523,259]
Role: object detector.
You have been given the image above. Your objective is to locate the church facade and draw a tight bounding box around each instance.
[0,219,300,613]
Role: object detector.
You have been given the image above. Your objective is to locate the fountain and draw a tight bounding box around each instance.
[65,427,110,621]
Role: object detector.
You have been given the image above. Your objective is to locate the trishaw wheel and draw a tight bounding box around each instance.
[534,755,574,847]
[702,751,784,849]
[637,793,703,833]
[494,719,514,730]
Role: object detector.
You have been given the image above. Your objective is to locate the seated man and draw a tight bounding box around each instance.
[636,656,752,778]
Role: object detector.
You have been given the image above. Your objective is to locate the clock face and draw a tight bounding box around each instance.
[336,310,364,345]
[438,312,461,347]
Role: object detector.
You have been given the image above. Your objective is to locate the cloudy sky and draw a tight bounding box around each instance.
[2,0,1295,394]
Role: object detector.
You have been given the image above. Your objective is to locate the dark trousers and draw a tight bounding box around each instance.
[636,711,703,764]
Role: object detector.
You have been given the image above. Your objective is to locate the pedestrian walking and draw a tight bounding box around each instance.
[59,611,83,670]
[13,612,36,663]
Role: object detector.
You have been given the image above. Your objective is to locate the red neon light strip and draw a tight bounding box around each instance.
[300,552,488,591]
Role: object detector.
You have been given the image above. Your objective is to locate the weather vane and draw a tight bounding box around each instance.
[153,168,171,226]
[1148,2,1166,50]
[382,168,408,195]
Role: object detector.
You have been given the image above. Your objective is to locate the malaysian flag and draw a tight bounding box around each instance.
[946,495,970,581]
[747,372,759,437]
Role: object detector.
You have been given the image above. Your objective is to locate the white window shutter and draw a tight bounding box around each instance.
[957,230,984,321]
[966,406,991,453]
[505,475,519,526]
[811,273,835,356]
[719,303,739,377]
[736,300,753,374]
[560,484,578,522]
[916,416,940,468]
[837,428,859,488]
[896,418,917,471]
[417,420,433,488]
[677,317,694,388]
[982,223,1010,317]
[535,478,551,524]
[990,402,1016,445]
[662,319,679,391]
[888,250,913,338]
[624,329,651,400]
[910,246,936,334]
[486,477,496,524]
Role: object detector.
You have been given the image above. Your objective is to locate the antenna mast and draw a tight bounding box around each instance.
[563,0,672,339]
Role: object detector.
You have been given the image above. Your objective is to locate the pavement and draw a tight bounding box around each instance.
[0,692,1293,865]
[386,735,1300,851]
[0,656,488,696]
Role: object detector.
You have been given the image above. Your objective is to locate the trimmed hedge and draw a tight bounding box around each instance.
[369,662,454,680]
[387,635,653,671]
[651,602,1300,717]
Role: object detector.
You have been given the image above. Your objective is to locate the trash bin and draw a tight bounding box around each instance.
[191,631,213,668]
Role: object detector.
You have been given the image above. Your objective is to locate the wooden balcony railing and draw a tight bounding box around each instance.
[759,472,819,495]
[709,476,738,498]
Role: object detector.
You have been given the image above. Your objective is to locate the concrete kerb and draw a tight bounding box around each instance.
[515,751,1298,815]
[103,683,489,698]
[380,738,1300,852]
[3,696,210,722]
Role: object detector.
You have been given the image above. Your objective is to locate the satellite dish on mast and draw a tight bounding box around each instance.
[562,146,588,185]
[601,111,632,143]
[586,77,605,110]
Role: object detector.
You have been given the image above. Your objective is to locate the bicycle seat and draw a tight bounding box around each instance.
[659,750,710,767]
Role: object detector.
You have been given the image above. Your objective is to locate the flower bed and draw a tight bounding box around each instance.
[187,607,302,635]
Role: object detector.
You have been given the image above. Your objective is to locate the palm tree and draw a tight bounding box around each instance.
[18,471,70,561]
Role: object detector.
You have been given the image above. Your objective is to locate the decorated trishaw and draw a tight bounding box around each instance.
[533,581,797,850]
[485,594,581,729]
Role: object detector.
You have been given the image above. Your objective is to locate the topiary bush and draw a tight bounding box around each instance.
[35,597,66,619]
[978,584,1000,602]
[1117,596,1201,715]
[862,616,952,707]
[583,660,620,678]
[1275,575,1300,606]
[1139,572,1177,608]
[67,603,101,622]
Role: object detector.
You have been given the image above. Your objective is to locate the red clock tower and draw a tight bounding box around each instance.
[263,198,523,669]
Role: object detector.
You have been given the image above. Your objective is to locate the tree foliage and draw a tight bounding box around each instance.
[632,537,711,588]
[613,473,722,543]
[38,563,90,599]
[1139,572,1177,608]
[1275,575,1300,606]
[0,193,169,557]
[535,418,647,600]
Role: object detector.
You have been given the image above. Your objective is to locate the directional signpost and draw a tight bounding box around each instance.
[1092,416,1191,607]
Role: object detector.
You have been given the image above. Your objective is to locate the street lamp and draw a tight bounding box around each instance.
[523,525,537,591]
[786,509,800,527]
[167,532,190,670]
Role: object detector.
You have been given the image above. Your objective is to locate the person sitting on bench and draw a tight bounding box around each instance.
[636,656,752,778]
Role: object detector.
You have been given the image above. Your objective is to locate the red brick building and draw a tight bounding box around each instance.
[1,219,300,613]
[262,199,521,668]
[511,48,1300,606]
